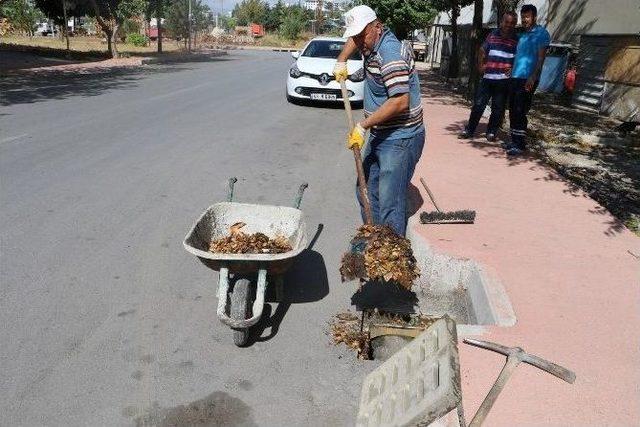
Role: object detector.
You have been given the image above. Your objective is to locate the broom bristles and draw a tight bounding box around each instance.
[420,210,476,223]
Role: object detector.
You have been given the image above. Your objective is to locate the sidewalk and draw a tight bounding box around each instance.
[410,72,640,426]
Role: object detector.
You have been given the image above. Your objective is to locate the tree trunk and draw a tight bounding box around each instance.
[62,0,70,56]
[111,22,120,58]
[157,0,163,53]
[468,0,483,98]
[88,0,117,58]
[448,3,460,78]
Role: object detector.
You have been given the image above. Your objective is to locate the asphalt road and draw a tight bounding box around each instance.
[0,50,373,426]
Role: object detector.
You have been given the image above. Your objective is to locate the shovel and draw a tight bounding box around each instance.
[339,80,373,227]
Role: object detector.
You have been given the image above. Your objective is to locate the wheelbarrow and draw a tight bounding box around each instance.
[183,178,308,346]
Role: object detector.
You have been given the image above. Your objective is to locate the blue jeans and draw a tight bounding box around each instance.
[356,129,425,236]
[465,78,510,135]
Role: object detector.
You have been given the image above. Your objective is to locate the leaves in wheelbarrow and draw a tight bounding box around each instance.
[340,225,420,290]
[209,222,292,254]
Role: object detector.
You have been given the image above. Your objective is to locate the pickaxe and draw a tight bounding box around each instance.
[463,338,576,427]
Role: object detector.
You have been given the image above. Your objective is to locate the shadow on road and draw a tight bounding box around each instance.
[248,223,328,345]
[0,62,211,108]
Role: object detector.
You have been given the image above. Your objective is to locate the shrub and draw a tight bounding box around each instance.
[126,33,148,47]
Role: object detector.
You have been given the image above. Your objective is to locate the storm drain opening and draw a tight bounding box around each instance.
[331,220,515,361]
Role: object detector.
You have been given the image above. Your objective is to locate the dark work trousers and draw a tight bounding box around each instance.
[509,78,539,149]
[465,78,510,135]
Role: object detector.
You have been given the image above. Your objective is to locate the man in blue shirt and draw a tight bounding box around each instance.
[506,4,550,156]
[333,5,425,236]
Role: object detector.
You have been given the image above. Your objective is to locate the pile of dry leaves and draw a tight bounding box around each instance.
[328,312,370,359]
[340,225,420,289]
[209,222,292,254]
[329,310,439,359]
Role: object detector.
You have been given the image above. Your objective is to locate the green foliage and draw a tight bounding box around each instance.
[363,0,436,39]
[121,17,140,34]
[278,6,306,41]
[232,0,266,26]
[126,32,148,45]
[2,0,46,35]
[219,15,237,31]
[165,0,211,39]
[263,0,285,32]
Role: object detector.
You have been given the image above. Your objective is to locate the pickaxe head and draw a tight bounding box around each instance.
[464,338,576,384]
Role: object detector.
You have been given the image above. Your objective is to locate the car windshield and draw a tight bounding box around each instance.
[301,40,362,60]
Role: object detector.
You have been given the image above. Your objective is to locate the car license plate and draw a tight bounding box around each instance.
[310,93,337,101]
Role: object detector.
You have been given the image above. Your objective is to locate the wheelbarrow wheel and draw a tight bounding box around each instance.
[231,278,251,346]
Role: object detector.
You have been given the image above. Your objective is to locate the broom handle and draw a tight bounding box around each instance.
[419,177,442,213]
[340,80,373,225]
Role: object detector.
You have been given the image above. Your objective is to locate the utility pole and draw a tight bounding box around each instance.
[188,0,192,52]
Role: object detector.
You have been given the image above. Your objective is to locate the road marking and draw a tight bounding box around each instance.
[0,133,29,145]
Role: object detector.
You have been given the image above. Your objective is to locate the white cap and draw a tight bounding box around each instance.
[342,5,377,38]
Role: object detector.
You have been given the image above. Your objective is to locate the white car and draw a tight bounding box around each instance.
[286,37,365,104]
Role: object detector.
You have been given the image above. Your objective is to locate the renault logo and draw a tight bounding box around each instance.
[319,73,330,86]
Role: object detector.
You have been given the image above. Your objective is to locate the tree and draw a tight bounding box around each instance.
[431,0,474,78]
[364,0,436,40]
[263,0,284,32]
[86,0,147,58]
[232,0,266,26]
[2,0,45,36]
[165,0,211,48]
[278,5,306,41]
[467,0,482,97]
[146,0,164,52]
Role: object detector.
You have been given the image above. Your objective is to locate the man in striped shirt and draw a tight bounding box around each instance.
[459,11,518,141]
[333,5,425,236]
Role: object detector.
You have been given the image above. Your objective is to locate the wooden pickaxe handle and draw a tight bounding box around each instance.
[464,338,576,427]
[339,80,373,225]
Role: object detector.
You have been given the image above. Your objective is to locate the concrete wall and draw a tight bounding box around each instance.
[546,0,640,43]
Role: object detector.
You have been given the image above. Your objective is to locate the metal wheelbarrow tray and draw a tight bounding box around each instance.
[183,178,308,346]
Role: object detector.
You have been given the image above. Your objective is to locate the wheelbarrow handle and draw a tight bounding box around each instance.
[216,267,267,329]
[293,182,308,209]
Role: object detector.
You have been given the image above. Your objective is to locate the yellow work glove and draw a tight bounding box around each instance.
[347,123,366,150]
[333,61,348,83]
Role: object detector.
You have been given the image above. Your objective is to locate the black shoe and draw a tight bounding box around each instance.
[486,133,497,142]
[501,141,513,149]
[506,146,525,156]
[458,130,472,139]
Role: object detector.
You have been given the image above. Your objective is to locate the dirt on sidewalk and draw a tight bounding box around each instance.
[419,70,640,235]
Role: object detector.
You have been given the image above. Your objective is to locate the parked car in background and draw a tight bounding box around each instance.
[286,37,364,104]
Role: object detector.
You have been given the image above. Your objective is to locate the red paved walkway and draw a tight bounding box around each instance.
[411,75,640,426]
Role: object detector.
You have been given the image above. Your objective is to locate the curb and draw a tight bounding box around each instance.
[405,216,516,334]
[141,50,228,65]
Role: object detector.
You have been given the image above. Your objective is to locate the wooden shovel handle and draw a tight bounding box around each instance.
[340,80,373,225]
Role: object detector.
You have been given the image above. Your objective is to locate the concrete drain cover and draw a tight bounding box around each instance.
[356,316,461,427]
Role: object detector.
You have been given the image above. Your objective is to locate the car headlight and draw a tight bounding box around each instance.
[289,64,302,78]
[349,67,365,82]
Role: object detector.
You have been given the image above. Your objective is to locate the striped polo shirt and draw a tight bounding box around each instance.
[482,29,517,80]
[363,29,424,139]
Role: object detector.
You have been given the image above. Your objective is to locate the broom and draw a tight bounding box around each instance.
[419,177,476,224]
